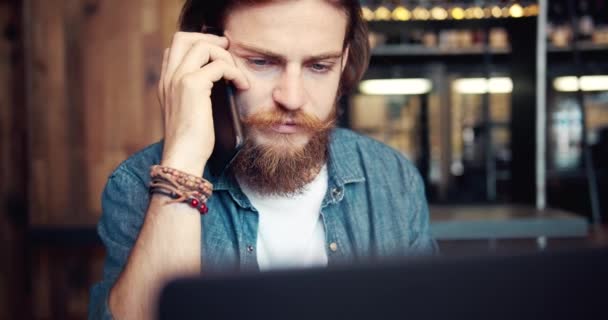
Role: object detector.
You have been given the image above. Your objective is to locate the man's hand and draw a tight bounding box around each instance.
[108,32,250,320]
[158,32,249,176]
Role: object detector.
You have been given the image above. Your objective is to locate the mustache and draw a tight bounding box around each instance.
[241,109,335,132]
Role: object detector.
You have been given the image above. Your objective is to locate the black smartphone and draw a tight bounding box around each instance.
[203,26,244,176]
[208,77,244,176]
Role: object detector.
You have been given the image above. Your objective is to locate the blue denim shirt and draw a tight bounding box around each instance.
[88,128,437,319]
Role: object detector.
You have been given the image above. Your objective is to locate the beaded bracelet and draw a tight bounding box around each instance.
[150,165,213,196]
[150,187,209,214]
[149,165,213,215]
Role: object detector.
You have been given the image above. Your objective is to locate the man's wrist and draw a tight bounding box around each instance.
[159,156,207,177]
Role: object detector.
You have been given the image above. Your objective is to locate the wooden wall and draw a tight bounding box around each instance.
[24,0,184,226]
[1,0,27,318]
[3,0,185,318]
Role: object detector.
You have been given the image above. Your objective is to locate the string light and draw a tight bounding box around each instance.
[412,6,431,20]
[472,6,485,19]
[451,7,465,20]
[362,3,537,22]
[490,5,502,18]
[430,7,448,20]
[509,3,524,18]
[392,6,411,21]
[361,6,375,21]
[483,7,493,19]
[464,7,476,19]
[524,4,540,17]
[374,6,391,21]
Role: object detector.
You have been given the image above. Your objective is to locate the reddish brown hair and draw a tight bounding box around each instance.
[178,0,370,94]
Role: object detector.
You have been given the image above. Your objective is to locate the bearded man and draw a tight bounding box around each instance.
[89,1,437,319]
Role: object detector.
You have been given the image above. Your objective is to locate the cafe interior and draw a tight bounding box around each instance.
[1,0,607,318]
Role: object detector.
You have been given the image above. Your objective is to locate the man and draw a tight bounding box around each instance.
[89,0,437,319]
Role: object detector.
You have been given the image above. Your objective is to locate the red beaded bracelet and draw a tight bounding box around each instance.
[150,187,209,215]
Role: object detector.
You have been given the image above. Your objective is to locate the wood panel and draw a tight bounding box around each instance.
[30,244,106,319]
[1,0,28,318]
[1,4,14,320]
[20,1,184,318]
[26,0,81,225]
[1,4,14,194]
[24,0,184,226]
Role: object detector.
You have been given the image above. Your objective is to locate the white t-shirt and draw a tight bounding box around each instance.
[239,165,328,271]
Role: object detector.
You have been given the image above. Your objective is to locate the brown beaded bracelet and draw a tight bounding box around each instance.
[149,165,213,214]
[150,165,213,196]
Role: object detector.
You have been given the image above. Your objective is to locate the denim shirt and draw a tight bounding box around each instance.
[88,128,437,319]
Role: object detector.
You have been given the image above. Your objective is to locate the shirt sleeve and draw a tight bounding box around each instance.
[406,162,440,255]
[88,166,149,320]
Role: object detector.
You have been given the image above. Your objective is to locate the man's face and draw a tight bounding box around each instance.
[225,0,349,152]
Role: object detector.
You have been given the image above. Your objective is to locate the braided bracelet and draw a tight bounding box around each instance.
[150,178,209,203]
[150,187,209,214]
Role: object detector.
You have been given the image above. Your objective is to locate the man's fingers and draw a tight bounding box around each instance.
[220,63,250,90]
[165,32,228,87]
[172,40,241,88]
[201,60,250,90]
[181,60,250,92]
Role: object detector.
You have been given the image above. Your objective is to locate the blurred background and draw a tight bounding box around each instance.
[1,0,607,318]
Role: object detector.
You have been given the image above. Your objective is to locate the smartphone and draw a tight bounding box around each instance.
[202,26,244,176]
[208,78,244,176]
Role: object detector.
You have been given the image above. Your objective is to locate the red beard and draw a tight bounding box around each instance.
[230,108,336,196]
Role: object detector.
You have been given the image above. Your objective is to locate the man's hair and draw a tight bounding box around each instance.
[178,0,370,94]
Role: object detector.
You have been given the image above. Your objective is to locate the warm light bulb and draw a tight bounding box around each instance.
[392,6,412,21]
[362,6,375,21]
[484,7,493,18]
[472,6,485,19]
[509,4,524,18]
[464,7,476,19]
[430,7,448,20]
[451,7,465,20]
[491,6,502,18]
[374,6,391,20]
[412,6,431,20]
[524,4,540,17]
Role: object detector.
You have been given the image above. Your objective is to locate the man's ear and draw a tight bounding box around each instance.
[341,45,350,72]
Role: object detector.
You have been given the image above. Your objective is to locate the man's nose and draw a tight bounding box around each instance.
[272,68,307,111]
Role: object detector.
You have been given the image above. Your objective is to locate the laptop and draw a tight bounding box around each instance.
[158,247,608,320]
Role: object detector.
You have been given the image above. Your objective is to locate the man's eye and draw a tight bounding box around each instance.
[310,63,332,73]
[247,58,272,67]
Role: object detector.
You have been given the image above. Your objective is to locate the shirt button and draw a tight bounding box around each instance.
[247,245,254,253]
[331,187,342,199]
[329,242,338,252]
